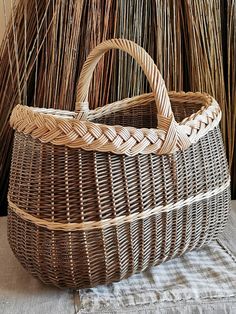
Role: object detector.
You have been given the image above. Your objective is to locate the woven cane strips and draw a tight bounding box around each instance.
[8,39,231,289]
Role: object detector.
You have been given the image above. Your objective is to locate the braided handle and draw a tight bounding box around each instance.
[76,39,173,120]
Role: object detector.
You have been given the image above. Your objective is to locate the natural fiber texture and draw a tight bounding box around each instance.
[76,39,172,117]
[8,179,230,232]
[0,0,236,216]
[7,126,231,288]
[9,39,221,156]
[227,1,236,195]
[7,39,231,288]
[10,92,221,156]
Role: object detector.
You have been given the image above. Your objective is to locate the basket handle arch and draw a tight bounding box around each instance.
[75,39,183,154]
[76,39,173,119]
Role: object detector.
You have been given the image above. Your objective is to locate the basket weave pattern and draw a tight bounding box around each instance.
[8,39,231,288]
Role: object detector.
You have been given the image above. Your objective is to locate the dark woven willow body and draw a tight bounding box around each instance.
[8,100,230,288]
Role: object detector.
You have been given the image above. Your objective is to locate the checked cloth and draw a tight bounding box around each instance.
[77,239,236,313]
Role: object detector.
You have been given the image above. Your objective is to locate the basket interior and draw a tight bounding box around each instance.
[32,96,203,129]
[90,99,202,128]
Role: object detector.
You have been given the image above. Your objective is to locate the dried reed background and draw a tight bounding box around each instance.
[0,0,235,215]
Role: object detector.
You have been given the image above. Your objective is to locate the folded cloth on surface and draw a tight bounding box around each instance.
[77,240,236,313]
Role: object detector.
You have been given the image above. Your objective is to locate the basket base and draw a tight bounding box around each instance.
[7,187,231,289]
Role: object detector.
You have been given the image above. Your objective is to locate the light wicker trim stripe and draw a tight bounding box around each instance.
[8,177,230,232]
[10,94,221,156]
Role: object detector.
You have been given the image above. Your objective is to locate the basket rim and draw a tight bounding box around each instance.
[28,91,214,121]
[10,91,221,156]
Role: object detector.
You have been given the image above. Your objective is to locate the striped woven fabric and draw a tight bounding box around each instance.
[77,240,236,313]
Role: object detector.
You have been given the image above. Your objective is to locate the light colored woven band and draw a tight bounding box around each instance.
[8,178,230,232]
[10,91,221,156]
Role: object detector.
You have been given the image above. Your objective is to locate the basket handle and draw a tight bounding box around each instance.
[76,39,173,119]
[75,39,181,154]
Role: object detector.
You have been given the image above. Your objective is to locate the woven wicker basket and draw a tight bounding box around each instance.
[8,39,231,289]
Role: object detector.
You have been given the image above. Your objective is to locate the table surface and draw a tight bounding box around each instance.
[0,202,236,314]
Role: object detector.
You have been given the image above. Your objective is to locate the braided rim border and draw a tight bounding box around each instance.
[9,91,221,156]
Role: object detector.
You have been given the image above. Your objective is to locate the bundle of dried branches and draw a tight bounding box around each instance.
[181,0,227,142]
[227,1,236,195]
